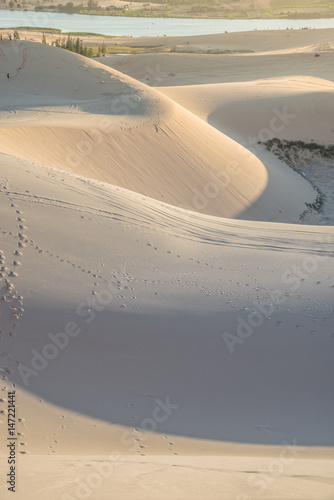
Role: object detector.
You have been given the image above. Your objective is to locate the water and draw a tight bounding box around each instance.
[0,10,333,37]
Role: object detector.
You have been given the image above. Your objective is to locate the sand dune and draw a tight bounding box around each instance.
[100,34,334,224]
[1,150,333,500]
[0,40,317,221]
[99,50,334,87]
[159,77,334,142]
[94,27,334,54]
[0,31,334,500]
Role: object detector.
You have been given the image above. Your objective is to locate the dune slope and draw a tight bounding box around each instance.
[0,41,316,222]
[0,152,333,499]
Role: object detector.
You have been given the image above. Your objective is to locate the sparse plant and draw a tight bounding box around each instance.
[261,138,328,218]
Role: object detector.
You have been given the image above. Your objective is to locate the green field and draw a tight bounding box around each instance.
[29,0,334,19]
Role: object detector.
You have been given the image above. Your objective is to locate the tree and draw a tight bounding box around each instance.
[14,30,20,39]
[64,1,74,11]
[53,34,93,58]
[87,0,98,9]
[65,33,73,51]
[75,37,80,53]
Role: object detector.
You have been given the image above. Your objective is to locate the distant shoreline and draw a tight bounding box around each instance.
[2,25,334,50]
[1,6,334,21]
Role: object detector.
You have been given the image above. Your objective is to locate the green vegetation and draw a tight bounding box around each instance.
[31,0,334,19]
[15,26,62,33]
[260,137,330,216]
[97,44,163,54]
[94,44,252,55]
[305,191,324,213]
[271,0,333,8]
[262,138,334,164]
[53,33,94,57]
[63,32,120,37]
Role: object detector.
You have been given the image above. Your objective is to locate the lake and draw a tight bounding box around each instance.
[0,10,333,37]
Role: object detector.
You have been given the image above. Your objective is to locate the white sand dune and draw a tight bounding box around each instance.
[100,33,334,224]
[99,47,334,87]
[0,31,334,499]
[158,77,334,142]
[103,51,334,85]
[0,40,317,221]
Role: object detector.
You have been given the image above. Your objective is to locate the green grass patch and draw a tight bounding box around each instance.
[14,26,62,33]
[64,32,120,37]
[271,0,334,8]
[101,44,163,54]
